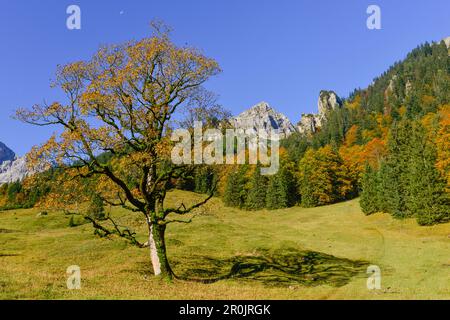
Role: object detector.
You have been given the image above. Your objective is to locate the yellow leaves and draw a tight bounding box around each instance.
[53,61,89,94]
[361,129,375,142]
[79,90,116,115]
[398,105,407,117]
[345,95,361,110]
[16,21,222,214]
[344,125,359,146]
[421,95,436,107]
[155,136,172,160]
[26,135,59,171]
[420,112,438,135]
[298,146,354,205]
[34,169,86,210]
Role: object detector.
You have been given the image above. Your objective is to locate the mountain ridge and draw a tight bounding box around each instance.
[230,101,297,137]
[0,141,15,163]
[0,143,30,184]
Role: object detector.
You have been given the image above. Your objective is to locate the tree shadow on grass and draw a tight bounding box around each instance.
[171,247,369,287]
[0,228,18,233]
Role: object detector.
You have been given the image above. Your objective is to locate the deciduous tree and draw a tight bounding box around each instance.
[16,23,221,280]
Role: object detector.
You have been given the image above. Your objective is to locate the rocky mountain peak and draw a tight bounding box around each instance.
[317,90,343,118]
[231,101,297,137]
[248,101,272,113]
[0,141,31,185]
[297,90,343,134]
[0,141,16,164]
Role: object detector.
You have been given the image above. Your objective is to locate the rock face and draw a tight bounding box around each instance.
[297,90,342,134]
[316,90,343,127]
[0,142,30,184]
[0,142,15,164]
[0,156,29,184]
[297,114,317,134]
[231,101,297,138]
[232,92,343,137]
[443,36,450,48]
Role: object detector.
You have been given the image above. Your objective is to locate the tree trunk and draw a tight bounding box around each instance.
[148,221,173,280]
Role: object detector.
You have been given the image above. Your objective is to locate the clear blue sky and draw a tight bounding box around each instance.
[0,0,449,155]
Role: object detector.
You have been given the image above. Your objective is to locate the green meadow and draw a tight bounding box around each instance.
[0,190,449,299]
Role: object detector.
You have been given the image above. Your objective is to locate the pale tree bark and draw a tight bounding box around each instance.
[148,223,161,276]
[147,219,172,278]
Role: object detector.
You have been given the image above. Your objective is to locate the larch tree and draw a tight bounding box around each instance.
[16,23,221,280]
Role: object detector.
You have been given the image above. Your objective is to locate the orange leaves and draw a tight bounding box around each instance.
[34,169,88,210]
[435,104,450,190]
[363,138,386,167]
[339,136,386,187]
[343,125,359,146]
[26,135,59,170]
[339,144,364,181]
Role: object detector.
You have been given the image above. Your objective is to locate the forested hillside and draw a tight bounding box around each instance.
[221,39,450,225]
[1,39,449,226]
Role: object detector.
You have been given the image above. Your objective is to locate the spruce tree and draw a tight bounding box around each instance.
[194,166,215,194]
[281,165,298,207]
[383,120,412,218]
[266,173,287,210]
[265,167,296,210]
[360,164,380,215]
[379,156,405,216]
[406,122,450,225]
[223,166,248,208]
[376,160,395,213]
[245,163,268,210]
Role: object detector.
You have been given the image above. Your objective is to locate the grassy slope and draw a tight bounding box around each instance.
[0,190,449,300]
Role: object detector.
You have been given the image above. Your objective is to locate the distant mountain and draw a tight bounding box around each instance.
[0,141,15,163]
[230,101,297,138]
[0,142,30,184]
[229,93,344,138]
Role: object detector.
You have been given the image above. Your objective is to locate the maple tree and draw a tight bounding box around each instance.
[16,23,221,280]
[298,145,354,207]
